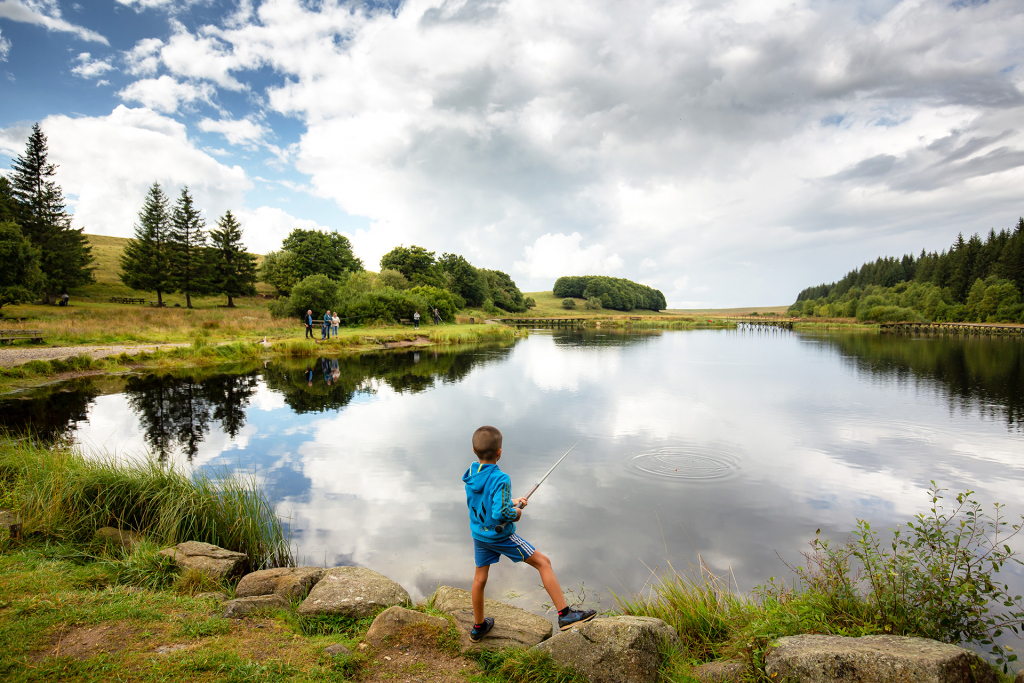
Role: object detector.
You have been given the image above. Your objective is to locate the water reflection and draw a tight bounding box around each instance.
[0,378,99,439]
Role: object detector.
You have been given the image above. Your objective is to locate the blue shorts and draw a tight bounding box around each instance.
[474,534,536,567]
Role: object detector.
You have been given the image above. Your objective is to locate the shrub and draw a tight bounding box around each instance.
[585,297,602,310]
[524,296,536,309]
[561,298,576,310]
[276,273,341,319]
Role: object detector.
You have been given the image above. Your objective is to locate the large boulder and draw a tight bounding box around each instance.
[157,541,248,580]
[236,567,324,600]
[223,594,289,618]
[297,566,410,618]
[533,616,679,683]
[431,585,553,651]
[364,606,450,647]
[765,634,998,683]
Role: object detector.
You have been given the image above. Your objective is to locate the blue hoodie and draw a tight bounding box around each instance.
[462,462,518,542]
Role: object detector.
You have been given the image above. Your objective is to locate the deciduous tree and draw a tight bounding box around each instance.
[0,221,42,311]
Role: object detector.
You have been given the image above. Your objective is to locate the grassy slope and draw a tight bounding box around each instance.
[522,291,790,318]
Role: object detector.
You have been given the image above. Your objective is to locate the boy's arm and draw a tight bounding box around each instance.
[491,479,521,523]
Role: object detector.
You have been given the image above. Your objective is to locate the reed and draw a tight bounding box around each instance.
[0,436,292,569]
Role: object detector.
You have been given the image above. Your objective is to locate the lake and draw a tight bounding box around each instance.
[3,328,1023,617]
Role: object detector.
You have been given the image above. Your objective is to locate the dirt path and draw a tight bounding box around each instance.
[0,343,190,368]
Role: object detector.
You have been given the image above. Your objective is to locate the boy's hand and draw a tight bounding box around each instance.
[513,497,528,509]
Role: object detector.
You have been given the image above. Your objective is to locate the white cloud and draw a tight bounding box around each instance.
[118,75,214,113]
[640,258,657,270]
[5,105,251,238]
[0,28,10,60]
[123,37,163,76]
[513,232,624,279]
[198,116,267,147]
[70,52,113,79]
[0,0,108,44]
[233,206,332,255]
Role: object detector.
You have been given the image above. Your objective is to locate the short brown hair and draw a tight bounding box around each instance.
[472,426,502,461]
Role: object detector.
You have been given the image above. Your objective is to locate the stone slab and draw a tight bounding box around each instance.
[297,566,410,618]
[431,585,553,652]
[236,566,324,601]
[157,541,248,580]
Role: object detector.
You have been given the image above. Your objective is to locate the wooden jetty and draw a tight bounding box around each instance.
[498,318,587,327]
[880,321,1024,336]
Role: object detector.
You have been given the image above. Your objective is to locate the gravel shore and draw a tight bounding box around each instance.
[0,343,189,368]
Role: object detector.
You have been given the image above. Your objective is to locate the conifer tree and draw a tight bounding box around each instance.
[168,187,209,309]
[120,182,172,306]
[209,210,257,307]
[9,123,94,303]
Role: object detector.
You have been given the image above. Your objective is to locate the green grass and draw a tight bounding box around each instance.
[0,436,292,570]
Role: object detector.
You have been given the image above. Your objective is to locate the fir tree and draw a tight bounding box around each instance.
[168,187,209,309]
[8,123,94,303]
[120,182,172,306]
[209,210,257,307]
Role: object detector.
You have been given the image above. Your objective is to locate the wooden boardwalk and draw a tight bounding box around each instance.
[723,317,795,330]
[880,321,1024,336]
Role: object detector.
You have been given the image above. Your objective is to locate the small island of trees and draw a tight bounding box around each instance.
[553,275,666,311]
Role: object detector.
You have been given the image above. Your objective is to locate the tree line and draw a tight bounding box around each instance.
[0,123,95,309]
[553,275,666,311]
[790,218,1024,323]
[120,183,257,308]
[262,239,532,325]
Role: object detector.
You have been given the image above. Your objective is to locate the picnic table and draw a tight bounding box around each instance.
[0,329,44,344]
[109,297,147,305]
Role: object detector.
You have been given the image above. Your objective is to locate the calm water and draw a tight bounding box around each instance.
[3,329,1023,615]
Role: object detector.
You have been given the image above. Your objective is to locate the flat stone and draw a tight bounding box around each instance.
[533,616,680,683]
[693,659,745,682]
[236,566,324,601]
[296,566,410,618]
[0,509,22,539]
[95,527,143,550]
[157,541,248,580]
[223,594,288,618]
[765,634,998,683]
[194,592,229,602]
[324,643,353,658]
[364,606,449,647]
[431,585,553,652]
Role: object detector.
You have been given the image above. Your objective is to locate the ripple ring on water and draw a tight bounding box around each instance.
[629,446,739,481]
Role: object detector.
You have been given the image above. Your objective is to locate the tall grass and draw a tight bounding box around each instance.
[0,436,292,570]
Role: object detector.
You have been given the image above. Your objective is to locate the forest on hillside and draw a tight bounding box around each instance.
[789,218,1024,323]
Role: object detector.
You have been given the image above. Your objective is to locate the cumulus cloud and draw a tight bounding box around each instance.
[0,28,10,60]
[123,37,163,76]
[70,52,113,79]
[198,116,267,147]
[513,233,624,279]
[233,205,332,255]
[118,75,214,113]
[0,0,108,44]
[1,105,251,237]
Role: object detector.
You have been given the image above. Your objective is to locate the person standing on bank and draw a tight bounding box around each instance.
[332,311,340,338]
[305,310,314,339]
[322,310,332,340]
[413,310,420,329]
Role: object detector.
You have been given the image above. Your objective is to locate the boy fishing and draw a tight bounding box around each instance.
[462,426,596,642]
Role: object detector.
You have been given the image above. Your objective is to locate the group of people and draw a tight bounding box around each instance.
[412,308,443,329]
[305,309,341,340]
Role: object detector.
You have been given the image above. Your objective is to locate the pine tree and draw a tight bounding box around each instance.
[9,123,94,303]
[120,183,172,306]
[167,187,209,309]
[209,210,257,307]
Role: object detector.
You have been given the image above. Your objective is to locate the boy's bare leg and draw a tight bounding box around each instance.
[524,552,568,612]
[472,565,490,624]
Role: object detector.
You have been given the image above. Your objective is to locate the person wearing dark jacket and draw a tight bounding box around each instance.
[305,310,314,339]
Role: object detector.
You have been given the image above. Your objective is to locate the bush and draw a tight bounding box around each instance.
[524,296,536,309]
[561,298,577,310]
[275,274,341,319]
[585,297,602,310]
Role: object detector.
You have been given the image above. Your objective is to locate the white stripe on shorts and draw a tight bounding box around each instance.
[509,533,535,558]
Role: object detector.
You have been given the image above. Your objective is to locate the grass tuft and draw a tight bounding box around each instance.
[470,647,588,683]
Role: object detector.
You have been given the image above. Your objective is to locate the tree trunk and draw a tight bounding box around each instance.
[156,290,163,307]
[186,292,192,309]
[227,295,234,308]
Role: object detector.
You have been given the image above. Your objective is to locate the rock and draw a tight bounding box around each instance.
[431,585,553,651]
[296,566,410,618]
[324,643,353,658]
[1015,670,1024,683]
[533,616,680,683]
[236,566,324,601]
[693,659,745,682]
[765,634,998,683]
[0,509,22,540]
[157,541,248,580]
[95,527,143,550]
[223,594,288,618]
[364,606,449,647]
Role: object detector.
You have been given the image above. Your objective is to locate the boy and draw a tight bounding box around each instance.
[462,426,596,642]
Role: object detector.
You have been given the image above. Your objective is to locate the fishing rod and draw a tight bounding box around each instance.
[514,438,583,508]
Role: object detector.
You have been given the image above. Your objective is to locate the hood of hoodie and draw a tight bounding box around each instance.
[462,462,499,493]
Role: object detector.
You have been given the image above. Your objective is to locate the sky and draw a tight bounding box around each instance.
[0,0,1022,307]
